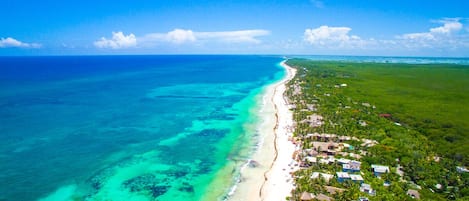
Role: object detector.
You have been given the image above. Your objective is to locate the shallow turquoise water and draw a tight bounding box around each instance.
[0,55,284,201]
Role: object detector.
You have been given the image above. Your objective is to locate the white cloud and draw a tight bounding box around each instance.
[400,19,462,40]
[303,18,469,54]
[144,29,196,44]
[397,18,468,50]
[143,29,270,45]
[166,29,196,44]
[0,37,41,48]
[400,32,435,40]
[94,31,137,49]
[98,29,270,49]
[196,29,270,43]
[430,19,462,34]
[304,25,362,47]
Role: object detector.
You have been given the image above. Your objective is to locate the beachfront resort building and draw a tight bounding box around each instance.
[319,157,335,164]
[349,174,364,183]
[336,172,350,182]
[371,164,390,177]
[342,160,361,172]
[336,172,363,183]
[311,172,334,182]
[324,186,345,195]
[336,158,351,164]
[360,183,376,196]
[300,192,333,201]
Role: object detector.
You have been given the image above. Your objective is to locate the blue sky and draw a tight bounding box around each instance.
[1,0,469,56]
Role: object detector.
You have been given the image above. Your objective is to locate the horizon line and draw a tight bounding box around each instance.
[1,54,469,59]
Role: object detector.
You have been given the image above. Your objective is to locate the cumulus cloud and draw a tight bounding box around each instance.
[166,29,197,44]
[430,20,462,34]
[94,31,137,49]
[303,18,469,53]
[304,25,362,47]
[400,18,463,40]
[144,29,270,44]
[0,37,41,48]
[396,18,469,50]
[96,29,270,49]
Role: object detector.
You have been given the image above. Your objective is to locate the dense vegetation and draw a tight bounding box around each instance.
[285,59,469,200]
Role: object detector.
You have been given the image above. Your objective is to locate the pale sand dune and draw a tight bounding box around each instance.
[228,61,297,201]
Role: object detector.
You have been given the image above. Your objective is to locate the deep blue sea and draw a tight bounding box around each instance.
[0,55,284,201]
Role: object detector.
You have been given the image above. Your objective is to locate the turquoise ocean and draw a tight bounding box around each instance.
[0,55,285,201]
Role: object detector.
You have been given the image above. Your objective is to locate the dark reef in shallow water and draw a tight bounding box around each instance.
[148,186,170,197]
[178,182,195,193]
[123,174,170,197]
[196,129,227,138]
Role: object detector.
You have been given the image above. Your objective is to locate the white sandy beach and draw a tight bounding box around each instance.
[228,61,297,201]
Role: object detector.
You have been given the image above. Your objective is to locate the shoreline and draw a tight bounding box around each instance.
[227,60,297,201]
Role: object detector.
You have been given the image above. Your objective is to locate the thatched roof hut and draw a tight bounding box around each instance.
[300,192,314,201]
